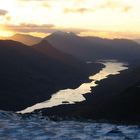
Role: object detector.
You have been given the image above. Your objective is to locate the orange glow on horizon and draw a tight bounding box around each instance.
[0,0,140,39]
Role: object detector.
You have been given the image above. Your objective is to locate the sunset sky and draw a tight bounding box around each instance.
[0,0,140,39]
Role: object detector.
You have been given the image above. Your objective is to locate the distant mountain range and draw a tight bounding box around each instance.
[135,39,140,44]
[0,39,101,111]
[45,31,140,62]
[1,34,42,46]
[3,32,140,63]
[32,40,85,67]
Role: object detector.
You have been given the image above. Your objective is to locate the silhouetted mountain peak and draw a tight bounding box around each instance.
[53,31,67,35]
[33,39,85,67]
[8,33,42,46]
[35,39,52,47]
[45,31,140,62]
[50,31,77,37]
[68,32,77,36]
[0,39,27,47]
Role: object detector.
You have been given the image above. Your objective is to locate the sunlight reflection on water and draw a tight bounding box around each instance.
[18,60,128,114]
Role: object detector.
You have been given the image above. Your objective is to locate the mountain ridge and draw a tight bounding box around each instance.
[3,34,42,46]
[45,31,140,62]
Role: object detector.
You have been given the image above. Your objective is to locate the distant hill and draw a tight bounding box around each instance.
[135,39,140,44]
[0,40,102,111]
[45,31,140,62]
[32,40,86,68]
[8,34,42,45]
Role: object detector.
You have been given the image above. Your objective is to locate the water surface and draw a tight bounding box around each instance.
[19,60,128,114]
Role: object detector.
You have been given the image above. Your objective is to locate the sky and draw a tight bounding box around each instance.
[0,0,140,39]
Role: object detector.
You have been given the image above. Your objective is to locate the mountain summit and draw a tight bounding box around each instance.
[8,34,42,46]
[52,31,77,36]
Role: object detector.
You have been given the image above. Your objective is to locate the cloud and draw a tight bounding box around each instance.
[19,0,51,8]
[5,16,12,21]
[64,0,132,14]
[122,6,132,12]
[20,0,50,2]
[42,2,50,8]
[2,22,92,34]
[2,22,139,39]
[20,23,54,28]
[0,9,8,16]
[64,8,93,13]
[2,23,56,33]
[97,0,132,12]
[98,1,120,9]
